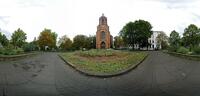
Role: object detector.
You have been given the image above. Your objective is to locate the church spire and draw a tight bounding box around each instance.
[99,13,107,25]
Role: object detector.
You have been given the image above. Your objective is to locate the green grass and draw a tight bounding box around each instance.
[60,49,147,74]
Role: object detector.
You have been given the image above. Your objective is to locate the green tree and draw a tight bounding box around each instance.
[38,29,56,50]
[183,24,200,50]
[120,22,136,49]
[114,36,124,48]
[58,35,72,51]
[51,32,58,49]
[11,28,27,48]
[156,31,168,49]
[169,30,180,48]
[0,32,9,47]
[72,35,90,50]
[87,35,96,49]
[134,20,153,49]
[120,20,153,50]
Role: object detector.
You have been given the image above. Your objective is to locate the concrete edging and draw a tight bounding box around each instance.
[58,53,148,78]
[0,52,38,61]
[163,51,200,61]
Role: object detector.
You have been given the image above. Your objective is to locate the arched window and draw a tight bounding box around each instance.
[102,19,104,24]
[101,31,106,41]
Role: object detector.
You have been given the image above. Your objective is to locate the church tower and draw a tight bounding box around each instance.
[96,14,111,49]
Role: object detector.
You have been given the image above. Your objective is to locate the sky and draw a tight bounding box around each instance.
[0,0,200,41]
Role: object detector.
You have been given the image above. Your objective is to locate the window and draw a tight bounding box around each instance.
[101,31,106,40]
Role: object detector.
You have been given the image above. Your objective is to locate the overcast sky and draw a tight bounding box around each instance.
[0,0,200,41]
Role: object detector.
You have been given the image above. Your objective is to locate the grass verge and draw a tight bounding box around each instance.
[59,49,147,75]
[163,50,200,61]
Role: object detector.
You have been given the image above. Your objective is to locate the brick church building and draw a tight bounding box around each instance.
[96,14,112,49]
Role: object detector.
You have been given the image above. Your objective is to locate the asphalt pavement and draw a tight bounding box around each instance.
[0,51,200,96]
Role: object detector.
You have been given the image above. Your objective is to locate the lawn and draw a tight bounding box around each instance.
[59,49,147,74]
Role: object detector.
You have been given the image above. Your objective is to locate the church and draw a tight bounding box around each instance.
[96,14,112,49]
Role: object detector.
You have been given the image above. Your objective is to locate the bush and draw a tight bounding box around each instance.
[0,44,24,55]
[177,46,189,54]
[23,43,36,52]
[0,48,3,54]
[167,46,177,52]
[78,49,116,57]
[192,46,200,55]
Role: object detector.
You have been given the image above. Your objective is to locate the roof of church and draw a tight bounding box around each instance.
[100,13,107,19]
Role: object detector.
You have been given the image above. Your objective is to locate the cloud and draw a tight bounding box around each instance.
[160,0,198,9]
[0,16,10,25]
[0,28,11,39]
[16,0,45,7]
[0,0,200,41]
[159,0,197,3]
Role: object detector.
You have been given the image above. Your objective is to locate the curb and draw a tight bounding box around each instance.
[58,53,148,78]
[163,51,200,61]
[0,52,38,61]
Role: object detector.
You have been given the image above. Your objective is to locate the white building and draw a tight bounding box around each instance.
[148,31,162,50]
[131,31,162,50]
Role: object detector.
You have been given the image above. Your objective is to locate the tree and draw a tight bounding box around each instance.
[58,35,72,51]
[51,32,58,49]
[120,20,153,50]
[72,35,90,50]
[38,29,56,50]
[11,28,27,48]
[114,36,124,48]
[87,35,96,49]
[120,22,136,49]
[183,24,200,50]
[134,20,153,49]
[0,32,9,47]
[156,31,169,49]
[169,30,180,48]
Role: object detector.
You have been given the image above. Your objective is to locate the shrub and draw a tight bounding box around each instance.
[192,46,200,55]
[78,49,115,57]
[23,43,36,52]
[0,48,3,54]
[177,46,189,54]
[167,46,177,52]
[0,44,24,55]
[15,48,24,54]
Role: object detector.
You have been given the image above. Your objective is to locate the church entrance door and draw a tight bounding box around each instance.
[101,42,106,49]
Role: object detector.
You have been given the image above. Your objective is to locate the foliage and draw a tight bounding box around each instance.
[183,24,200,51]
[77,49,115,57]
[0,32,9,46]
[0,44,24,55]
[156,31,169,49]
[51,32,58,49]
[192,46,200,55]
[38,29,57,51]
[72,35,90,50]
[167,46,177,52]
[177,46,189,54]
[120,20,153,50]
[169,30,180,48]
[23,42,37,52]
[114,36,124,49]
[60,50,147,73]
[11,28,27,48]
[87,35,96,49]
[58,35,72,51]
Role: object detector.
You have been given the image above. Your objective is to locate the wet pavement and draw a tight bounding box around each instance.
[0,51,200,96]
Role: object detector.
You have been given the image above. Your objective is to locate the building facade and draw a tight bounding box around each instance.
[132,31,162,50]
[96,14,111,49]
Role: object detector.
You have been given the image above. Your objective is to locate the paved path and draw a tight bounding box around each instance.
[0,51,200,96]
